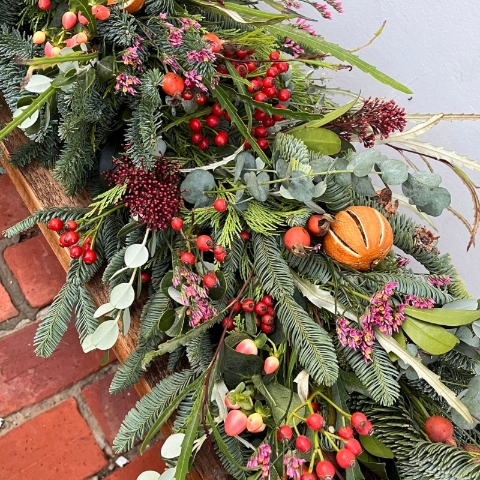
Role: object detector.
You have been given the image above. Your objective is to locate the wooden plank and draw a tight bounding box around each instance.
[0,96,229,480]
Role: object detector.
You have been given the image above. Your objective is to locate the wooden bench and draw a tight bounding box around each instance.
[0,96,229,480]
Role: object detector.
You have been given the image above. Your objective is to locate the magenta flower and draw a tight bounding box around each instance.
[284,37,304,58]
[122,37,144,71]
[427,275,451,287]
[247,443,271,479]
[184,69,207,92]
[115,73,141,95]
[283,452,306,480]
[167,28,183,47]
[186,48,216,64]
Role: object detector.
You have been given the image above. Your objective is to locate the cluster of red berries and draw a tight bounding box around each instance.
[47,218,97,264]
[187,102,230,150]
[277,411,373,479]
[222,294,276,334]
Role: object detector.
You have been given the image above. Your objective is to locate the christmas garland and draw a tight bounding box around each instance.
[2,1,480,480]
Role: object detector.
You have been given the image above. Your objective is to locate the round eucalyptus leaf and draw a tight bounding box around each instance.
[417,187,451,216]
[379,159,408,185]
[110,283,135,309]
[24,74,52,93]
[181,170,215,204]
[451,397,480,429]
[161,433,185,459]
[332,158,351,186]
[81,334,96,353]
[289,172,314,202]
[443,299,478,311]
[158,469,176,480]
[94,302,115,318]
[124,244,149,268]
[91,320,119,350]
[352,175,376,197]
[347,149,381,177]
[136,472,161,480]
[168,287,183,304]
[411,171,442,188]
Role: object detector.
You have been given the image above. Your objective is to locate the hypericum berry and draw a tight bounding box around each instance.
[277,89,291,102]
[222,316,235,330]
[206,115,220,128]
[211,103,225,116]
[261,295,274,307]
[315,460,336,480]
[254,92,268,102]
[254,126,268,138]
[262,86,277,98]
[306,413,324,431]
[257,138,269,150]
[189,118,202,131]
[351,412,368,430]
[336,449,356,469]
[295,435,311,453]
[192,133,203,145]
[277,62,289,73]
[246,61,258,72]
[266,66,279,77]
[264,356,280,374]
[345,438,363,456]
[182,89,193,100]
[69,246,83,259]
[277,425,293,441]
[203,273,218,289]
[262,116,275,127]
[254,109,266,121]
[91,5,110,21]
[195,92,207,105]
[38,0,51,10]
[261,323,275,334]
[32,31,46,44]
[269,51,280,61]
[246,412,264,433]
[338,425,354,440]
[225,410,248,436]
[236,49,248,60]
[180,251,195,265]
[214,131,229,147]
[76,32,88,44]
[261,314,274,326]
[196,235,213,251]
[216,64,228,74]
[47,218,64,232]
[198,138,210,150]
[254,301,268,315]
[301,474,316,480]
[82,249,97,264]
[213,198,227,212]
[224,392,240,410]
[235,339,258,355]
[235,64,248,77]
[62,12,77,29]
[65,220,77,231]
[425,416,455,445]
[77,11,89,25]
[240,231,250,242]
[311,401,319,412]
[171,217,184,230]
[228,299,242,313]
[356,420,374,436]
[214,251,227,262]
[241,299,255,313]
[263,77,275,88]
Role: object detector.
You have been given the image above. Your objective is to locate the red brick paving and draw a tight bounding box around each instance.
[0,281,18,322]
[0,398,108,480]
[0,321,107,417]
[0,175,31,235]
[82,373,138,445]
[103,443,166,480]
[3,234,66,308]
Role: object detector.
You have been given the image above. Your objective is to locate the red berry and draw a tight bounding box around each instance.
[69,246,83,259]
[62,11,77,29]
[254,126,268,138]
[224,111,231,122]
[203,273,218,289]
[236,49,247,59]
[189,118,202,131]
[225,410,248,436]
[222,317,235,330]
[351,412,368,430]
[241,299,255,313]
[182,89,194,100]
[47,218,64,232]
[215,251,227,262]
[244,140,251,149]
[356,420,374,436]
[263,77,275,88]
[311,401,319,412]
[266,66,279,77]
[216,64,228,74]
[235,338,258,355]
[295,435,311,453]
[198,138,210,150]
[315,460,336,480]
[213,198,227,212]
[277,89,291,102]
[266,306,276,316]
[261,314,275,326]
[228,299,242,313]
[211,103,225,116]
[277,425,293,441]
[212,245,225,256]
[214,131,229,147]
[235,64,248,77]
[269,51,280,61]
[261,323,275,334]
[425,416,455,444]
[82,249,97,264]
[192,133,203,145]
[306,413,324,431]
[277,62,289,73]
[336,449,356,469]
[240,231,250,242]
[254,301,268,315]
[254,92,267,102]
[247,78,263,93]
[246,61,258,72]
[195,93,207,105]
[171,217,184,230]
[273,104,286,121]
[141,272,151,283]
[262,116,275,128]
[345,438,362,456]
[62,231,79,247]
[301,474,316,480]
[38,0,51,10]
[257,138,269,150]
[196,235,213,251]
[180,251,195,265]
[262,86,277,98]
[261,295,274,307]
[65,220,77,231]
[206,115,220,128]
[92,5,110,20]
[338,425,354,440]
[254,109,266,121]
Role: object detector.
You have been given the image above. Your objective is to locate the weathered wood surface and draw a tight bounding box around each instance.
[0,96,229,480]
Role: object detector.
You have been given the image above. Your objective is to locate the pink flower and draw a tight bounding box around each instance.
[427,275,451,287]
[294,18,316,35]
[184,69,207,92]
[284,37,304,58]
[115,73,141,95]
[122,37,144,71]
[314,3,332,19]
[404,295,435,309]
[186,48,216,64]
[284,452,306,480]
[167,28,183,47]
[179,17,201,30]
[247,443,271,479]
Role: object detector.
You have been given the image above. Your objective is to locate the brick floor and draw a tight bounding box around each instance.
[0,398,108,480]
[3,235,66,308]
[82,373,138,445]
[0,280,18,322]
[0,174,31,235]
[0,321,107,417]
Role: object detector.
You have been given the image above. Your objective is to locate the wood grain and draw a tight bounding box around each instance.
[0,96,229,480]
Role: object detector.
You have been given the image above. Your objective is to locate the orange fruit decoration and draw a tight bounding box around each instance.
[115,0,145,13]
[161,72,185,96]
[323,206,393,271]
[204,33,223,53]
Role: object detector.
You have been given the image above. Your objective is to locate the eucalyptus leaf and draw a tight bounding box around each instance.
[279,185,294,199]
[24,74,52,93]
[331,158,352,186]
[122,308,131,336]
[310,156,333,182]
[378,159,408,185]
[450,397,479,429]
[234,151,256,182]
[289,128,341,155]
[275,158,289,178]
[161,433,185,459]
[443,299,479,310]
[352,175,376,197]
[91,320,119,350]
[93,302,115,319]
[245,171,269,202]
[136,472,161,480]
[81,334,96,353]
[411,171,442,188]
[110,283,135,309]
[168,287,183,304]
[289,172,314,201]
[348,150,381,177]
[124,244,149,268]
[417,187,451,216]
[181,170,215,206]
[234,189,248,211]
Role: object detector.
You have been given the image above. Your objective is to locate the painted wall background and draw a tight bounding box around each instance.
[301,0,480,296]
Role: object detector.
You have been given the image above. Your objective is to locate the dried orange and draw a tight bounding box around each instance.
[323,206,393,271]
[118,0,145,13]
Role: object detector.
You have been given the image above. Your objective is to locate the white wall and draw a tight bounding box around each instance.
[304,0,480,296]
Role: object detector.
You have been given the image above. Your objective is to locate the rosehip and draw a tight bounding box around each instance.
[32,31,46,45]
[306,413,324,431]
[65,220,77,231]
[92,5,110,21]
[192,133,203,145]
[82,249,97,264]
[261,323,275,334]
[77,11,89,26]
[69,246,83,259]
[204,32,223,53]
[241,299,255,313]
[266,66,279,77]
[301,474,316,480]
[196,235,213,251]
[315,460,336,480]
[64,231,79,246]
[224,392,240,410]
[224,410,248,436]
[235,64,248,77]
[338,425,354,440]
[345,438,363,456]
[254,302,268,315]
[277,425,293,441]
[189,118,202,131]
[246,61,258,72]
[336,449,356,469]
[295,435,311,453]
[235,339,258,355]
[264,356,280,374]
[261,314,274,326]
[240,231,250,242]
[214,251,227,262]
[266,307,276,316]
[180,251,195,265]
[213,198,227,212]
[356,420,374,436]
[277,62,289,73]
[246,412,264,433]
[222,317,235,330]
[351,412,368,430]
[269,51,280,61]
[195,92,207,105]
[216,64,228,74]
[247,78,263,93]
[277,89,291,102]
[171,217,184,230]
[206,115,220,128]
[272,104,286,121]
[38,0,51,10]
[203,273,218,289]
[47,218,64,232]
[425,416,455,444]
[228,299,242,313]
[311,401,319,412]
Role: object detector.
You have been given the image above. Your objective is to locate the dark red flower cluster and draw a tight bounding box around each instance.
[329,97,407,147]
[106,155,182,231]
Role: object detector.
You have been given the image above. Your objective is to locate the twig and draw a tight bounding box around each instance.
[350,21,387,53]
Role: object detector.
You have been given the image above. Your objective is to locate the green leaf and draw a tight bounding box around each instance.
[160,272,174,297]
[266,25,413,94]
[70,0,97,32]
[24,74,52,93]
[404,306,480,326]
[450,397,479,430]
[110,283,135,309]
[401,317,459,355]
[208,271,227,301]
[235,151,256,182]
[92,320,119,350]
[352,175,376,197]
[411,171,442,188]
[417,187,451,217]
[181,170,215,207]
[357,452,388,480]
[244,172,269,202]
[158,309,176,332]
[378,159,408,185]
[348,150,382,177]
[124,244,149,268]
[360,435,394,459]
[289,128,341,155]
[443,299,479,310]
[288,172,314,201]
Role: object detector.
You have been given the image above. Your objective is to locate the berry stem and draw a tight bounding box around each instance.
[323,431,340,452]
[312,390,351,419]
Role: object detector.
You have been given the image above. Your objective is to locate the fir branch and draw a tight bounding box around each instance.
[75,286,98,343]
[285,252,332,284]
[139,291,170,342]
[213,423,249,480]
[173,391,195,433]
[99,213,125,262]
[85,184,127,218]
[102,247,127,284]
[98,8,139,47]
[167,346,185,372]
[186,333,214,373]
[145,0,175,16]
